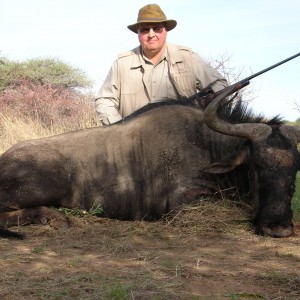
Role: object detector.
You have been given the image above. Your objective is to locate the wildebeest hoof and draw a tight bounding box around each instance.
[260,223,293,238]
[39,216,48,225]
[50,219,70,230]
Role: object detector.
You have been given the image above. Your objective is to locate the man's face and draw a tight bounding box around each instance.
[137,23,167,56]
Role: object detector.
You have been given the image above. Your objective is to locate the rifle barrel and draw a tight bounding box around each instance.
[241,52,300,84]
[197,52,300,103]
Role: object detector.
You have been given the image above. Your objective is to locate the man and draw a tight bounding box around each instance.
[95,4,227,125]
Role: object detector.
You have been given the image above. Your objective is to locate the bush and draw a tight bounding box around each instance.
[0,81,97,126]
[0,82,100,152]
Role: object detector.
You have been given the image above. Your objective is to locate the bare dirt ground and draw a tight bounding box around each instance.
[0,200,300,300]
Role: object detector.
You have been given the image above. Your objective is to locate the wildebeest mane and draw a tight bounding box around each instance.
[119,93,284,126]
[120,97,197,123]
[219,98,284,126]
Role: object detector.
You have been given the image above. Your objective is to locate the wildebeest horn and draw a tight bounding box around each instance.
[203,85,272,142]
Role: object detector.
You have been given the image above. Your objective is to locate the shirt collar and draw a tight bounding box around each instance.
[131,45,168,68]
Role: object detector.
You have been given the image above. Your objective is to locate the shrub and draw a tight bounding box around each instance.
[0,82,100,152]
[0,80,96,126]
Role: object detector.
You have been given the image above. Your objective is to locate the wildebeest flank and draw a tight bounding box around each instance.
[1,87,300,238]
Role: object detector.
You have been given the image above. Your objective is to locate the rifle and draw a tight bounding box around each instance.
[197,52,300,107]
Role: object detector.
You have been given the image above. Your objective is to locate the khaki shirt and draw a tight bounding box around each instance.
[95,43,227,124]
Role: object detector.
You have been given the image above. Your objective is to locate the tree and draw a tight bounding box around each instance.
[207,52,257,103]
[0,56,92,92]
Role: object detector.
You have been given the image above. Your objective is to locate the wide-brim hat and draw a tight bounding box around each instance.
[127,4,177,34]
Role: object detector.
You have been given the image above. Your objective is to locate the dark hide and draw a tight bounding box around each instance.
[0,94,299,238]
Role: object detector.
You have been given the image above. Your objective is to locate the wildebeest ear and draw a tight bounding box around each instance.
[201,148,249,174]
[280,125,300,151]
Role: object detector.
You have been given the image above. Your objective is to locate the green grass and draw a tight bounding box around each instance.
[292,173,300,221]
[56,204,103,218]
[224,292,264,299]
[103,282,130,300]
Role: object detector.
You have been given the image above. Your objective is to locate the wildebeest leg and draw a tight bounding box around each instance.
[0,206,70,230]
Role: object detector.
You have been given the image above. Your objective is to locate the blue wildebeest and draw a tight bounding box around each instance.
[0,86,299,238]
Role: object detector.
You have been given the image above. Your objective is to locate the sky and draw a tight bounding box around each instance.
[1,0,300,121]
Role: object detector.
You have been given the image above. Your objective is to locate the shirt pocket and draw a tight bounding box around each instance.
[121,69,144,95]
[172,62,195,94]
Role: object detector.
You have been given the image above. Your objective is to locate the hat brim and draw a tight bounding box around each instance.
[127,19,177,34]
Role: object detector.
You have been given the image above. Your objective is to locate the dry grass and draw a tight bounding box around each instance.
[162,198,252,234]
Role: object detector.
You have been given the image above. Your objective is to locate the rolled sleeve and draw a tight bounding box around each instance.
[95,98,122,125]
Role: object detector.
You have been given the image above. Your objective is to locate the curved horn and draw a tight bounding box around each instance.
[203,85,272,142]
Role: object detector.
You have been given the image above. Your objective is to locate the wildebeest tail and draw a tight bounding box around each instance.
[0,227,24,239]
